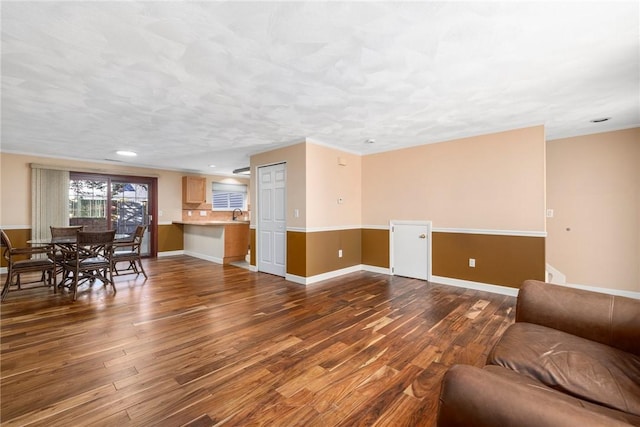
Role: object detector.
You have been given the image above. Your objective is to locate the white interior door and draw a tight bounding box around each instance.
[258,163,286,276]
[390,220,431,280]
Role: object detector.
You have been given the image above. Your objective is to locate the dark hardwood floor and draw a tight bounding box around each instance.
[1,256,515,426]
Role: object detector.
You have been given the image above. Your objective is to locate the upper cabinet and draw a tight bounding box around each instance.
[182,176,207,204]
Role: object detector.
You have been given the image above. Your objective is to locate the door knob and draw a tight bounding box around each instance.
[419,234,426,239]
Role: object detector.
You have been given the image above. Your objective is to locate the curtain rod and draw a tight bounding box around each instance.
[30,163,160,178]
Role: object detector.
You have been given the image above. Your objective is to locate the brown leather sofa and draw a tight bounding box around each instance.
[437,280,640,427]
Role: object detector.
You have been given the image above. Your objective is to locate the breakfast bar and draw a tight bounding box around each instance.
[173,221,250,265]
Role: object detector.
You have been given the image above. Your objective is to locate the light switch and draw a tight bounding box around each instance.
[546,209,554,218]
[294,209,299,218]
[469,258,476,268]
[188,211,192,216]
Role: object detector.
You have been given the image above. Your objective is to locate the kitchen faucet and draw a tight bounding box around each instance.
[232,208,243,221]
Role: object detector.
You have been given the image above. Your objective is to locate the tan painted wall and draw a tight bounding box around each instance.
[306,143,362,228]
[361,228,389,268]
[0,152,250,255]
[0,152,185,226]
[433,232,545,288]
[305,229,361,276]
[159,223,184,252]
[546,128,640,292]
[250,142,306,229]
[250,142,362,274]
[1,153,34,226]
[0,152,247,227]
[362,126,546,231]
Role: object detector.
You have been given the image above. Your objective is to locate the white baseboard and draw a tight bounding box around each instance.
[362,265,391,275]
[431,275,519,297]
[430,276,640,299]
[545,263,566,284]
[558,282,640,300]
[157,250,185,257]
[42,250,633,299]
[229,261,257,272]
[286,265,364,285]
[183,251,223,265]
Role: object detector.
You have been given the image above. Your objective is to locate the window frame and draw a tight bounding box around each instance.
[211,182,248,211]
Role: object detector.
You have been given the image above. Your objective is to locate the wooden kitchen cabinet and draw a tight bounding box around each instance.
[223,223,250,264]
[182,176,207,204]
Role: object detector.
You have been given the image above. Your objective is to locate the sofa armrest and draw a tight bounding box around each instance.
[437,365,633,427]
[516,280,640,356]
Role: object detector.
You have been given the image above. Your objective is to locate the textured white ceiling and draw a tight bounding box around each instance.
[2,1,638,174]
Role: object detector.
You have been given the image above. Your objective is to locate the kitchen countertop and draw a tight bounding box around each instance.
[173,220,250,225]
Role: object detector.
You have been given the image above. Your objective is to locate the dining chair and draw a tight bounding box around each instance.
[50,225,84,277]
[60,230,116,301]
[1,229,56,301]
[50,225,85,238]
[112,225,148,278]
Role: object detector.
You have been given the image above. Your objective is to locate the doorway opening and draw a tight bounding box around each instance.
[69,172,157,256]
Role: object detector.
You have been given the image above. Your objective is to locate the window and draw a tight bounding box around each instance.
[67,172,156,256]
[212,182,247,210]
[69,177,108,219]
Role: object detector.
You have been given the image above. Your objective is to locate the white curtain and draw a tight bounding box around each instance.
[31,167,70,242]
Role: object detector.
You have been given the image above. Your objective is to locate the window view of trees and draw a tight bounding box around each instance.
[111,183,148,235]
[69,179,108,219]
[67,173,154,256]
[69,178,149,234]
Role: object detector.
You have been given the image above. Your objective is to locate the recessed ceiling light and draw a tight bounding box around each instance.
[116,150,137,157]
[590,117,611,123]
[209,164,216,168]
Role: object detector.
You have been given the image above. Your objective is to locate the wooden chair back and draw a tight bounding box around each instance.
[50,225,84,238]
[1,229,56,301]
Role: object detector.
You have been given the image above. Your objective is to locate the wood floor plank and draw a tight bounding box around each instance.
[1,256,516,426]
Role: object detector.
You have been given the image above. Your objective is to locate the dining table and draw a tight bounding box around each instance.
[28,233,132,288]
[28,233,132,246]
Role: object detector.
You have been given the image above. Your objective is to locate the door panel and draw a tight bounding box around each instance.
[274,231,286,266]
[111,181,150,255]
[260,231,273,263]
[261,189,272,221]
[391,221,431,280]
[258,163,286,277]
[69,172,157,257]
[275,188,286,221]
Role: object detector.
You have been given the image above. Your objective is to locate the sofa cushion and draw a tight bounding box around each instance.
[483,365,640,426]
[438,364,639,427]
[517,280,640,356]
[487,322,640,416]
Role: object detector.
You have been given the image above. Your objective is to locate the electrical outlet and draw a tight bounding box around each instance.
[546,209,554,218]
[187,211,192,216]
[469,258,476,268]
[200,210,207,216]
[338,249,343,258]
